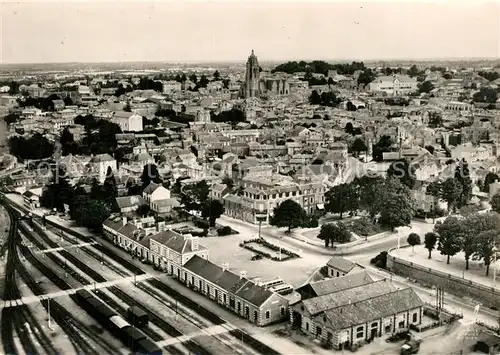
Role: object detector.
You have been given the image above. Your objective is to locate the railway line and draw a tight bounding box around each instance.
[5,197,282,355]
[1,203,59,355]
[3,203,122,355]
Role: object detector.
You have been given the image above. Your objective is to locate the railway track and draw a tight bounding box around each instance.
[20,220,199,355]
[4,204,121,355]
[7,199,282,355]
[1,202,59,355]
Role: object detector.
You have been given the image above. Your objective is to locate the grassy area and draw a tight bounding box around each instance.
[343,217,387,237]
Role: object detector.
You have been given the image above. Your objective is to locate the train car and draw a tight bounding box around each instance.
[75,289,94,301]
[96,304,116,320]
[109,315,130,338]
[126,306,149,328]
[136,338,163,355]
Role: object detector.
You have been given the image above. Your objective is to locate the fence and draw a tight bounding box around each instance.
[388,246,500,308]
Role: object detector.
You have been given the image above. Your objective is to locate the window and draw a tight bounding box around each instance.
[191,276,194,285]
[265,311,270,319]
[199,280,202,290]
[399,321,405,329]
[281,307,285,316]
[207,285,210,295]
[412,313,418,323]
[306,322,309,331]
[356,326,364,339]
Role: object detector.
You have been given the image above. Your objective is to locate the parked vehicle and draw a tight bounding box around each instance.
[126,305,149,328]
[401,340,421,354]
[74,289,162,355]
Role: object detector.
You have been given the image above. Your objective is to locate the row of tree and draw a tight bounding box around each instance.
[308,90,342,107]
[8,134,55,160]
[429,212,500,276]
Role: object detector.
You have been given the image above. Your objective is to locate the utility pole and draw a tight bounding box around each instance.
[47,297,52,330]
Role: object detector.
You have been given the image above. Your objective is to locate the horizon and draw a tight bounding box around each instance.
[2,1,500,65]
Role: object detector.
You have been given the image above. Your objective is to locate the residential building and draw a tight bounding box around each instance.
[112,111,143,132]
[369,75,418,95]
[326,256,364,278]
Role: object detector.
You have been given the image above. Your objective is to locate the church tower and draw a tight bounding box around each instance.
[245,50,260,98]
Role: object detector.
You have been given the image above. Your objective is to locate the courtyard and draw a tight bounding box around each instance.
[199,233,331,288]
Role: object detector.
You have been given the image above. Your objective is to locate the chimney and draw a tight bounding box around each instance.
[239,270,247,279]
[191,236,199,251]
[222,262,229,271]
[348,298,351,305]
[122,216,127,226]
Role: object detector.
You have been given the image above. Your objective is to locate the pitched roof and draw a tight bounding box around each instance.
[90,153,115,163]
[143,182,160,195]
[115,195,146,209]
[235,280,275,307]
[321,288,424,330]
[308,271,374,297]
[302,279,396,316]
[150,230,205,254]
[326,256,357,273]
[103,215,123,231]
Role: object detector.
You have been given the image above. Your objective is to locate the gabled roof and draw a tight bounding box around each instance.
[115,195,146,209]
[321,288,424,330]
[326,256,357,273]
[89,153,115,163]
[150,230,205,254]
[302,279,396,316]
[235,280,275,307]
[143,182,160,195]
[306,271,374,297]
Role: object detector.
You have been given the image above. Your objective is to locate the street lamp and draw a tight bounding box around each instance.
[493,246,498,288]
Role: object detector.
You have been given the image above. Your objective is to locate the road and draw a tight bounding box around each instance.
[219,215,500,328]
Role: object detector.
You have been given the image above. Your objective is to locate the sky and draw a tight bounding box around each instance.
[1,0,500,64]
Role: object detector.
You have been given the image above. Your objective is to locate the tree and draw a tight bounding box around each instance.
[317,223,351,247]
[3,113,20,125]
[407,233,421,253]
[63,96,73,106]
[270,199,308,233]
[103,166,118,207]
[491,193,500,214]
[379,179,414,231]
[473,229,500,276]
[419,80,434,94]
[140,164,162,189]
[222,176,234,190]
[8,134,55,161]
[425,145,435,154]
[427,112,443,128]
[80,199,111,232]
[198,75,209,88]
[351,138,367,157]
[455,159,472,209]
[355,175,385,218]
[309,90,322,105]
[424,232,438,259]
[213,70,221,81]
[325,183,359,219]
[180,180,210,213]
[60,127,75,156]
[473,87,498,103]
[189,73,197,83]
[346,101,357,111]
[344,122,354,134]
[483,172,499,193]
[387,158,416,189]
[408,65,419,77]
[372,135,393,162]
[201,199,225,227]
[426,181,441,199]
[435,216,463,264]
[357,69,375,87]
[440,178,462,212]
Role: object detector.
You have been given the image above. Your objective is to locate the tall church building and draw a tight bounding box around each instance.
[244,50,260,98]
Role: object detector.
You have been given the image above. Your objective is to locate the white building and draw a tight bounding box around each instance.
[112,111,143,132]
[86,153,117,183]
[369,75,418,95]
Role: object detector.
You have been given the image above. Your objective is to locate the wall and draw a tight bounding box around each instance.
[387,247,500,308]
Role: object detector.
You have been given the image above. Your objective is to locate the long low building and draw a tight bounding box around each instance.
[102,215,289,326]
[291,271,424,350]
